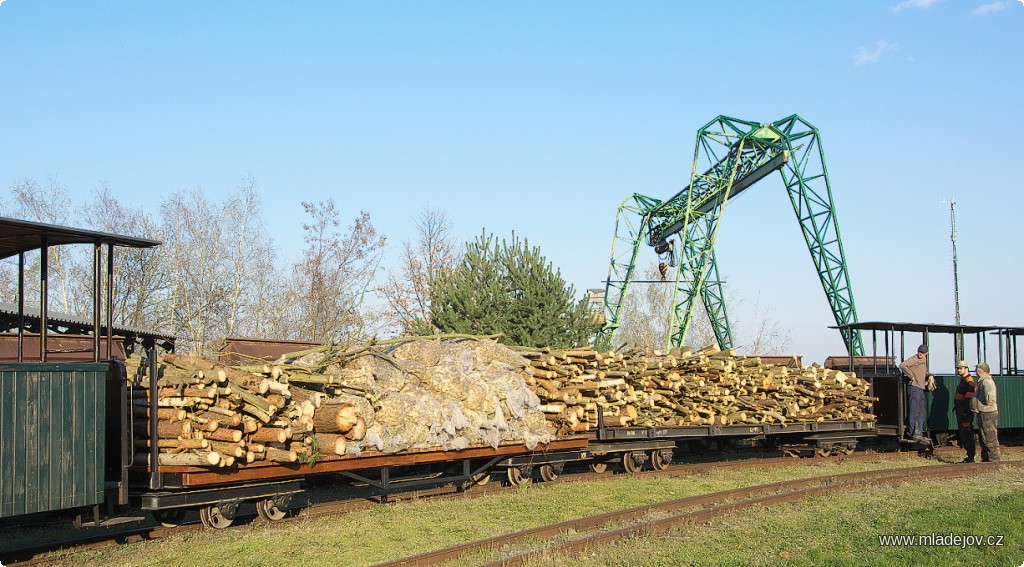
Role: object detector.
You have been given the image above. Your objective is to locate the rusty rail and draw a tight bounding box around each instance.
[376,461,1024,567]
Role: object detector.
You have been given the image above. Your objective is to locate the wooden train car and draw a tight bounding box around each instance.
[0,217,163,523]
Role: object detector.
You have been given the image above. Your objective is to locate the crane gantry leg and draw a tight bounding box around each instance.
[700,252,733,349]
[596,194,660,350]
[775,116,863,355]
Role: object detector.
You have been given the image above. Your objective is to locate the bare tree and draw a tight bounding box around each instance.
[733,291,793,355]
[159,182,281,353]
[235,265,299,340]
[160,189,226,353]
[614,262,738,352]
[2,179,85,316]
[614,263,673,352]
[380,207,460,335]
[79,184,169,332]
[614,262,716,352]
[220,177,277,339]
[293,200,386,343]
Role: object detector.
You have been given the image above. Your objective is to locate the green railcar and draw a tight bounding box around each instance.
[928,374,1024,431]
[0,362,109,518]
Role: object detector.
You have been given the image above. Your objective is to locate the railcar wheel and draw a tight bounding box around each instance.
[814,448,830,458]
[199,503,236,529]
[539,463,563,482]
[649,449,670,471]
[472,472,491,486]
[622,451,643,473]
[590,461,608,474]
[152,508,188,527]
[255,498,289,522]
[506,466,531,486]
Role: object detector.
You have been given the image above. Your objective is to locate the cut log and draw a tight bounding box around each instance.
[209,441,246,458]
[312,402,359,434]
[313,433,348,455]
[134,451,221,467]
[204,428,244,443]
[133,438,209,450]
[264,446,297,463]
[346,417,366,441]
[250,426,289,444]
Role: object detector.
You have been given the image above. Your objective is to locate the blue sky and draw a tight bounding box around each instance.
[1,1,1021,364]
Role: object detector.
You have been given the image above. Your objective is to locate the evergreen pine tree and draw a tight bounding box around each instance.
[428,231,595,347]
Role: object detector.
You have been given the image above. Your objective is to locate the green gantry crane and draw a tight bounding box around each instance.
[596,115,864,356]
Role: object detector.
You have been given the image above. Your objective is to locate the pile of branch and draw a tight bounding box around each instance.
[514,344,876,435]
[128,335,552,469]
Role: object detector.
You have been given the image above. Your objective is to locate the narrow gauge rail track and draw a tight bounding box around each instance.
[377,460,1024,567]
[0,450,927,565]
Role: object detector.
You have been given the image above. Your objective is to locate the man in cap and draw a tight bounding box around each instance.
[952,360,976,463]
[899,344,935,443]
[971,362,1000,462]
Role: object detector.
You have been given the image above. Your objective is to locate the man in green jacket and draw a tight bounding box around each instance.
[971,362,1000,462]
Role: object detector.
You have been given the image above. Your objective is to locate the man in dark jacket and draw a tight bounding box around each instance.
[952,360,976,463]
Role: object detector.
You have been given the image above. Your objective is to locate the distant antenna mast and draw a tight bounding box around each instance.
[949,197,961,326]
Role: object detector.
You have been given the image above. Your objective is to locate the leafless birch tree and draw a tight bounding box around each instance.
[159,182,277,354]
[293,200,386,344]
[1,179,85,316]
[79,184,169,331]
[379,207,460,335]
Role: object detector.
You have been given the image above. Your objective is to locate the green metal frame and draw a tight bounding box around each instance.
[600,193,660,347]
[597,115,863,355]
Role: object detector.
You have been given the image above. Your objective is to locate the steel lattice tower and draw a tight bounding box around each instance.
[596,115,864,356]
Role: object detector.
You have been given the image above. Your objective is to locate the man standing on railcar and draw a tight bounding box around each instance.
[899,344,935,444]
[952,360,976,463]
[971,362,1000,462]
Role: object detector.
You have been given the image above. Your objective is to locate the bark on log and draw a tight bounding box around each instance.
[204,428,244,442]
[134,451,221,467]
[311,402,359,434]
[250,426,289,444]
[264,446,298,463]
[313,433,348,455]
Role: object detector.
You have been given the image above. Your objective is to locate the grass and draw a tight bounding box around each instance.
[17,452,1023,566]
[522,467,1024,566]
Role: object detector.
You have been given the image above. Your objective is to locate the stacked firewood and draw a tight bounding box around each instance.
[513,344,876,435]
[128,353,366,468]
[127,335,553,469]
